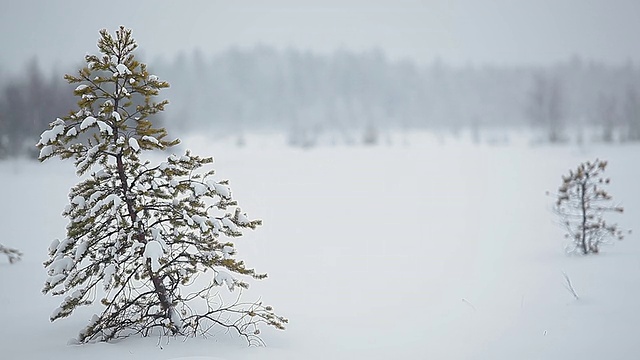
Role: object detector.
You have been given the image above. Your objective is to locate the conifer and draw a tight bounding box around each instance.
[553,159,627,254]
[36,26,286,344]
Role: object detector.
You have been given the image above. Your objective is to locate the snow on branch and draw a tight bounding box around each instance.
[0,244,22,264]
[37,26,286,346]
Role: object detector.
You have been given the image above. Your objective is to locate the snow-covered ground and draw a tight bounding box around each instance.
[1,131,639,359]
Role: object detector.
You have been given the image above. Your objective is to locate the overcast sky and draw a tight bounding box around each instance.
[1,0,639,74]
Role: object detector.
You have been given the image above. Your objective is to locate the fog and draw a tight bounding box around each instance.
[2,0,639,73]
[1,0,640,155]
[3,3,640,359]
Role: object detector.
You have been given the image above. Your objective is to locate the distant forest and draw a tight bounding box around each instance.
[1,46,640,157]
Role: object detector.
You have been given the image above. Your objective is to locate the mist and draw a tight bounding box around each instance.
[2,0,640,73]
[3,3,640,359]
[2,1,640,154]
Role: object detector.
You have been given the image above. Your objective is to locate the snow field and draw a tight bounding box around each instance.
[1,132,639,359]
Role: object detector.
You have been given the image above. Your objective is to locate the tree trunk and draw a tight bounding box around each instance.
[580,179,588,254]
[111,64,174,328]
[115,151,174,320]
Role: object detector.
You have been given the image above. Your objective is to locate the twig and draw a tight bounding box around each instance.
[562,271,579,300]
[461,298,477,311]
[0,244,22,264]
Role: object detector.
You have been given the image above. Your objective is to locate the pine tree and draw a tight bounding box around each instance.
[36,26,286,344]
[553,159,627,254]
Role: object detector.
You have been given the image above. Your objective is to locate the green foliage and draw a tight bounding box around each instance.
[554,159,627,254]
[37,26,286,344]
[37,26,176,171]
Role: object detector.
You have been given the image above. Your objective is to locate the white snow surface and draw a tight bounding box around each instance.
[191,182,208,196]
[143,240,164,272]
[37,118,65,146]
[96,121,113,135]
[209,182,231,198]
[71,195,85,208]
[129,137,140,152]
[220,217,238,232]
[39,145,54,159]
[2,131,640,359]
[115,63,132,76]
[74,241,88,261]
[214,270,236,291]
[141,135,160,146]
[103,264,116,287]
[222,245,234,259]
[80,116,97,130]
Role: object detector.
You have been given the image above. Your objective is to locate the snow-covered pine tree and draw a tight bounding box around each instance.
[0,244,22,264]
[36,26,286,344]
[553,159,627,254]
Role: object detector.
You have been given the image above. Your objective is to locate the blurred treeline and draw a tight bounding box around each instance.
[0,60,75,158]
[1,47,640,157]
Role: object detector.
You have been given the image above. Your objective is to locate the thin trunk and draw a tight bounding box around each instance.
[111,73,174,325]
[580,178,588,254]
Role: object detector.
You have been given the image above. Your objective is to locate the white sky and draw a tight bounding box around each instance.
[1,0,639,73]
